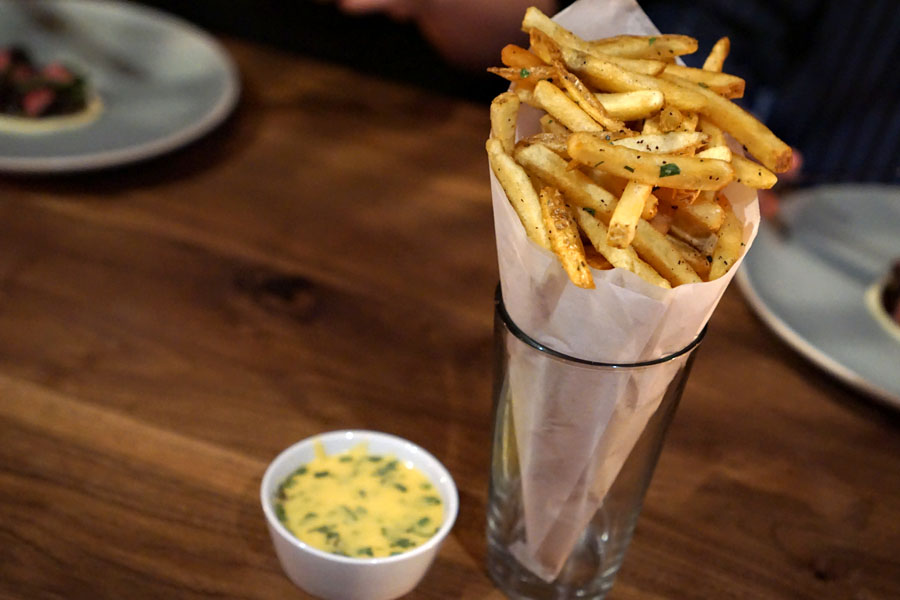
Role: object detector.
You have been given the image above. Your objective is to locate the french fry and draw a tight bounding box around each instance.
[490,91,520,155]
[659,72,793,172]
[608,181,652,248]
[568,132,734,190]
[553,61,632,133]
[702,37,730,72]
[540,186,594,289]
[658,105,684,132]
[696,145,732,162]
[501,44,545,69]
[533,80,604,133]
[666,234,712,280]
[584,245,613,270]
[486,138,550,249]
[611,131,708,154]
[522,7,594,56]
[574,207,671,288]
[521,133,570,158]
[515,142,616,219]
[487,65,557,90]
[587,34,698,59]
[642,192,658,220]
[559,46,665,77]
[731,154,778,189]
[708,196,743,279]
[697,117,726,147]
[566,56,706,112]
[632,219,702,285]
[662,64,744,98]
[595,90,664,120]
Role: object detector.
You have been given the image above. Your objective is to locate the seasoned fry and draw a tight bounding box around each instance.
[608,181,652,248]
[559,47,665,77]
[697,117,726,147]
[658,105,684,132]
[666,234,712,280]
[708,196,743,279]
[632,219,702,285]
[595,90,664,120]
[702,37,730,72]
[611,131,708,154]
[695,145,732,162]
[533,80,605,133]
[486,138,550,249]
[574,207,671,288]
[490,91,520,155]
[521,133,570,158]
[583,245,613,270]
[501,44,545,69]
[515,142,616,219]
[662,64,744,98]
[540,186,594,289]
[487,65,557,90]
[731,154,778,189]
[659,72,792,172]
[553,61,632,133]
[568,132,734,190]
[522,7,594,56]
[587,34,698,60]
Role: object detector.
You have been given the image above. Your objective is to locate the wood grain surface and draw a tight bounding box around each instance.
[0,39,898,600]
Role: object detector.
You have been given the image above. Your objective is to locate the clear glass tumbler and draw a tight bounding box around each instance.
[486,290,705,599]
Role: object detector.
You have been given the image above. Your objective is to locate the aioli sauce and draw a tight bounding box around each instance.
[274,443,443,558]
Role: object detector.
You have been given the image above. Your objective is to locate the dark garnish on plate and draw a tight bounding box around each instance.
[881,260,900,324]
[0,45,89,118]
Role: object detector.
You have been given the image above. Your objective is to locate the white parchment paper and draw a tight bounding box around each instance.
[488,0,760,581]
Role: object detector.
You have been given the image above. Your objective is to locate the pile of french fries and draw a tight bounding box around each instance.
[487,7,792,289]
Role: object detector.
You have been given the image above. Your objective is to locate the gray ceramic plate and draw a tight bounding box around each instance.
[0,0,239,173]
[737,184,900,408]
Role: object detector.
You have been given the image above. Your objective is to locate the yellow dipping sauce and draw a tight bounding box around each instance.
[274,442,444,558]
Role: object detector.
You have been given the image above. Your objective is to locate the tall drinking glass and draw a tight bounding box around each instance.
[486,290,705,599]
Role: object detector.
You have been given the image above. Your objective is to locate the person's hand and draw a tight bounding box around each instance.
[758,149,802,219]
[337,0,558,70]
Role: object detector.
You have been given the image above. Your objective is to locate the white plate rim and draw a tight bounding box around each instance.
[736,267,900,409]
[0,0,240,174]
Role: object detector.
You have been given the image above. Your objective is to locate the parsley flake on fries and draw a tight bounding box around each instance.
[486,7,791,288]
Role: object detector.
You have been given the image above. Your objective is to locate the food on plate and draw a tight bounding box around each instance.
[273,442,444,558]
[882,261,900,325]
[0,45,102,133]
[486,7,791,289]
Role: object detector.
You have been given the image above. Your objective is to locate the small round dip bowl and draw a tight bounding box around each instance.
[260,430,459,600]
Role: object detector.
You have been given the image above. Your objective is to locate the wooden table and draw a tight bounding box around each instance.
[1,39,898,600]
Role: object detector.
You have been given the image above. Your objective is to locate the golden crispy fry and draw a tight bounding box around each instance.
[662,64,744,98]
[641,115,662,134]
[587,34,698,60]
[533,80,604,133]
[520,133,570,158]
[516,142,616,219]
[553,61,632,133]
[607,181,652,248]
[559,46,665,77]
[486,138,550,249]
[574,207,671,288]
[595,90,664,120]
[522,7,593,55]
[568,132,734,190]
[583,245,613,270]
[528,28,565,65]
[487,65,557,89]
[632,219,702,285]
[501,44,545,69]
[702,37,730,72]
[731,154,778,189]
[658,105,684,131]
[659,72,792,172]
[678,111,700,133]
[642,192,658,220]
[540,186,594,288]
[666,234,712,280]
[566,56,706,112]
[490,91,520,155]
[696,145,733,162]
[611,131,708,154]
[697,117,726,146]
[708,196,743,279]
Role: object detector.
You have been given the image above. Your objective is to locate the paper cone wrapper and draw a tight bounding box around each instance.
[488,0,760,581]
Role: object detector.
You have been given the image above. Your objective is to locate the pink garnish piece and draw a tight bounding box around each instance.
[23,88,56,116]
[11,64,34,82]
[42,62,73,84]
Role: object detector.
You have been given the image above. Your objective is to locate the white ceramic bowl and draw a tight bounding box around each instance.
[260,430,459,600]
